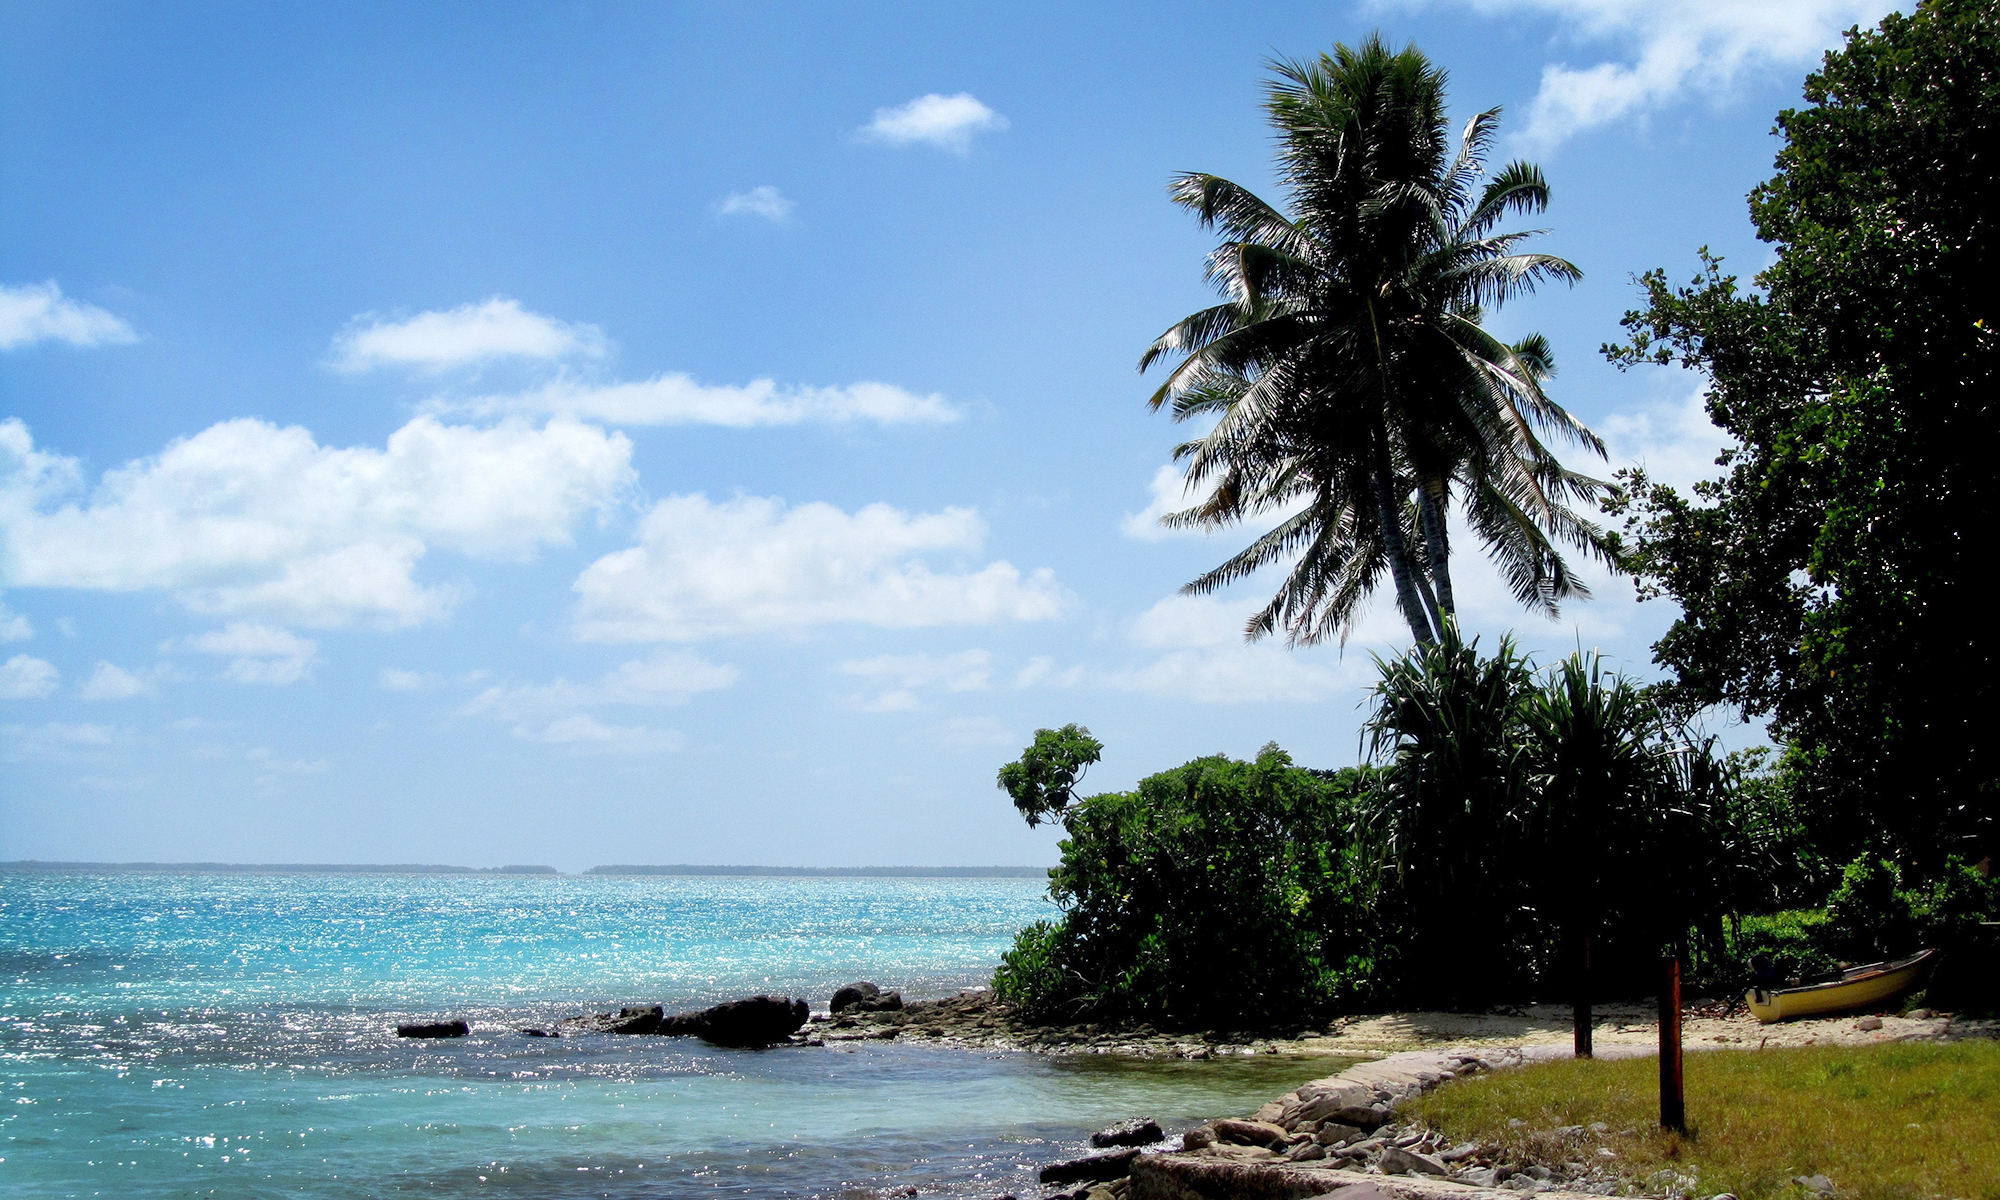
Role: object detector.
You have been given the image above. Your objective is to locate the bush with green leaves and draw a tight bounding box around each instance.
[991,741,1377,1029]
[996,634,1749,1024]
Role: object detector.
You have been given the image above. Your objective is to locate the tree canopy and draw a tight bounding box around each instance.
[1141,36,1612,647]
[1605,0,2000,868]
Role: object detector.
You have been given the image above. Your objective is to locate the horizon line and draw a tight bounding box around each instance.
[0,860,1051,878]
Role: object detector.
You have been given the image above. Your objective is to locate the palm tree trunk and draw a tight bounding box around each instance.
[1417,476,1456,624]
[1372,449,1437,645]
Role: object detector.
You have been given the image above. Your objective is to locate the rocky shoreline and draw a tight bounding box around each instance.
[394,983,1996,1198]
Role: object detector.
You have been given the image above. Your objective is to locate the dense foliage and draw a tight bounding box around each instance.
[996,637,1741,1025]
[1603,0,2000,870]
[992,743,1377,1028]
[1140,37,1610,648]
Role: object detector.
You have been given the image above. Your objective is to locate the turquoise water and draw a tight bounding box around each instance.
[0,873,1342,1198]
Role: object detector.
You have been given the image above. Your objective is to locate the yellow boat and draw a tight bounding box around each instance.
[1746,949,1938,1023]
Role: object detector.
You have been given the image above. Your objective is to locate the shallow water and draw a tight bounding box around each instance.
[1,873,1350,1198]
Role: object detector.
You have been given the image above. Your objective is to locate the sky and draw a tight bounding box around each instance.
[1,0,1899,870]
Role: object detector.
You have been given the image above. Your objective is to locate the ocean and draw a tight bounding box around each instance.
[0,872,1345,1198]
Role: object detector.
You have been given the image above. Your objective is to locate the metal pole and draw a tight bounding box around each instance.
[1574,933,1593,1059]
[1659,954,1685,1133]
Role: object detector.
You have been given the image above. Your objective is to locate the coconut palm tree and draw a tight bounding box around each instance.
[1139,37,1614,646]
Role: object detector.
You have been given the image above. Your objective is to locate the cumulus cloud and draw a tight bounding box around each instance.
[0,653,59,699]
[839,649,992,711]
[436,373,958,427]
[0,602,30,642]
[936,715,1019,749]
[859,93,1009,153]
[0,415,633,628]
[1120,462,1308,542]
[168,623,320,684]
[0,281,138,350]
[717,185,795,221]
[2,720,116,762]
[1597,372,1731,495]
[378,668,428,691]
[573,495,1069,642]
[79,661,159,699]
[1400,0,1895,150]
[514,714,685,755]
[328,297,607,372]
[1105,595,1371,704]
[461,650,738,722]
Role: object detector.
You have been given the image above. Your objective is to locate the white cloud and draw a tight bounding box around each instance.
[574,494,1070,642]
[462,650,738,722]
[2,720,116,761]
[1120,461,1309,542]
[1405,0,1896,150]
[0,653,59,699]
[1597,373,1731,495]
[437,374,958,427]
[378,667,427,691]
[0,415,633,628]
[0,281,138,351]
[0,602,30,641]
[79,661,158,700]
[328,297,607,372]
[168,623,320,685]
[839,649,992,711]
[1121,465,1197,542]
[515,714,685,755]
[717,185,795,221]
[937,715,1019,749]
[858,93,1009,153]
[1109,595,1370,704]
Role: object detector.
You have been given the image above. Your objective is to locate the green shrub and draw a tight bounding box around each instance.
[1726,909,1840,985]
[992,743,1377,1029]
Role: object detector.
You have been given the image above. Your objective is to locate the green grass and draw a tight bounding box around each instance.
[1402,1040,2000,1200]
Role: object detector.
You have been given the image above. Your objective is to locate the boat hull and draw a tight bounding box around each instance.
[1745,949,1937,1023]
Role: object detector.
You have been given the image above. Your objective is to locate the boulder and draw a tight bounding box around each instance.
[830,981,881,1013]
[1210,1118,1289,1149]
[1279,1083,1372,1128]
[1039,1148,1140,1185]
[561,1005,664,1035]
[1314,1122,1364,1145]
[1379,1145,1448,1176]
[1091,1117,1165,1148]
[1324,1104,1393,1129]
[660,995,810,1046]
[395,1019,469,1039]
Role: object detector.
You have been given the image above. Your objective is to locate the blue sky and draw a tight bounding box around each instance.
[1,0,1896,869]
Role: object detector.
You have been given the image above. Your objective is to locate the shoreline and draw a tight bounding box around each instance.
[792,989,1999,1058]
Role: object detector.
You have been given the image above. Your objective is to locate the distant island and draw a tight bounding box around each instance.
[0,861,560,875]
[582,865,1049,878]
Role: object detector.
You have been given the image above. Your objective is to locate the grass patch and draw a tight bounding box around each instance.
[1402,1040,2000,1200]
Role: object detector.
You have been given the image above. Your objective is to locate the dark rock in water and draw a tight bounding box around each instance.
[1091,1117,1164,1148]
[830,981,881,1013]
[855,991,903,1013]
[560,1005,665,1035]
[396,1019,470,1039]
[660,995,810,1047]
[1038,1147,1140,1185]
[520,1028,559,1038]
[558,997,805,1045]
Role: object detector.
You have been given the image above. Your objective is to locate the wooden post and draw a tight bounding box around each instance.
[1659,954,1685,1133]
[1573,932,1593,1059]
